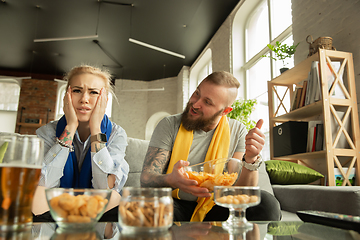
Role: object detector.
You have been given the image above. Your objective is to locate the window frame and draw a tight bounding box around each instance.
[241,0,293,160]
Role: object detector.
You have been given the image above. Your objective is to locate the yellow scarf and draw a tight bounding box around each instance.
[166,115,230,222]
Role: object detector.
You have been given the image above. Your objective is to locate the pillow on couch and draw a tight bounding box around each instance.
[265,160,324,184]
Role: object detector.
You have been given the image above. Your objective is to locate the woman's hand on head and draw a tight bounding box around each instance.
[89,88,108,133]
[63,86,78,130]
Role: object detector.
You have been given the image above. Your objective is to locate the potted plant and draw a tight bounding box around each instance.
[262,41,299,73]
[227,99,257,130]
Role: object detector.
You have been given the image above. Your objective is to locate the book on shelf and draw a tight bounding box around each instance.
[314,62,322,102]
[305,61,321,105]
[304,110,351,153]
[291,79,310,111]
[290,88,298,111]
[291,86,303,111]
[299,80,308,108]
[307,120,322,152]
[304,61,346,106]
[304,71,311,106]
[295,87,303,110]
[315,123,324,151]
[307,126,315,152]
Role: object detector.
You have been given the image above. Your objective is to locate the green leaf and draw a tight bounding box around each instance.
[227,99,257,130]
[261,41,300,66]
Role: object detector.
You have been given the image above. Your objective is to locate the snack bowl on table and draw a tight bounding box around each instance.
[214,186,261,231]
[118,187,173,233]
[45,188,112,230]
[184,158,242,192]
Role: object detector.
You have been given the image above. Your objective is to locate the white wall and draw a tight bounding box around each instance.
[113,74,181,139]
[147,77,178,120]
[112,80,148,139]
[177,66,190,113]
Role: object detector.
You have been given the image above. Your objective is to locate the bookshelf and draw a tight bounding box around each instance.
[268,49,360,186]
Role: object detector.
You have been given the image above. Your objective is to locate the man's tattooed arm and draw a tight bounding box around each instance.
[140,146,171,188]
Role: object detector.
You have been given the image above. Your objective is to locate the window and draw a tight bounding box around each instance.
[0,80,20,111]
[189,49,212,108]
[243,0,293,160]
[197,60,212,85]
[0,79,21,133]
[55,83,67,120]
[246,2,269,61]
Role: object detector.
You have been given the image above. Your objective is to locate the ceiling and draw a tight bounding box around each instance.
[0,0,240,81]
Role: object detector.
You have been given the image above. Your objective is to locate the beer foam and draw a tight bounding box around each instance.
[0,162,41,169]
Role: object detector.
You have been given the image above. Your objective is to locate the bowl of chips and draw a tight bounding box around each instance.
[45,188,112,230]
[184,158,242,191]
[118,187,173,233]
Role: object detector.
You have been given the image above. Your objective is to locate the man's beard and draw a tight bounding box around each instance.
[181,102,224,131]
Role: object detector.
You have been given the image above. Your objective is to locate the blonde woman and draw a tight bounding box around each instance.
[32,65,128,221]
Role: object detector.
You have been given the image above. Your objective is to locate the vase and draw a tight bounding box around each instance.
[280,68,289,74]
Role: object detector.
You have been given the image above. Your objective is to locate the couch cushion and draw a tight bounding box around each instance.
[258,160,274,195]
[272,185,360,216]
[124,137,149,187]
[265,160,324,184]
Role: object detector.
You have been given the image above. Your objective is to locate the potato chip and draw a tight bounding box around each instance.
[186,171,238,191]
[49,193,108,223]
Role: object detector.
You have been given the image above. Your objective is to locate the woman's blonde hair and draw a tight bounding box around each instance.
[64,65,115,96]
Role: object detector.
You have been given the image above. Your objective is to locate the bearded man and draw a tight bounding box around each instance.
[140,71,281,222]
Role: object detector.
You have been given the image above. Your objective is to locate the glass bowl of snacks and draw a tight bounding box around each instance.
[184,158,242,192]
[214,186,261,231]
[118,187,173,233]
[45,188,112,230]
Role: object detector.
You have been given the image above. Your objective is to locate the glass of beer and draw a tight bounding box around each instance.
[0,134,43,231]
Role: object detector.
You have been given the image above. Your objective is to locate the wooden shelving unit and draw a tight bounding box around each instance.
[16,119,44,129]
[268,49,360,186]
[16,122,44,128]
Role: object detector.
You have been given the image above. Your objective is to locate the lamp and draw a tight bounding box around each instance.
[34,35,98,43]
[120,87,165,92]
[129,38,185,59]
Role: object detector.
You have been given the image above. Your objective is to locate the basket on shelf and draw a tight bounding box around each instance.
[306,35,336,57]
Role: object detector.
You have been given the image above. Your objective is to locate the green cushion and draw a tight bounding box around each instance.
[265,160,324,184]
[267,221,303,236]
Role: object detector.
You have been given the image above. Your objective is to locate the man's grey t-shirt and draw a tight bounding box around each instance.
[149,114,247,164]
[149,114,247,200]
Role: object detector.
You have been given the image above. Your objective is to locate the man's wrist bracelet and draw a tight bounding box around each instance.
[242,154,262,171]
[56,137,74,152]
